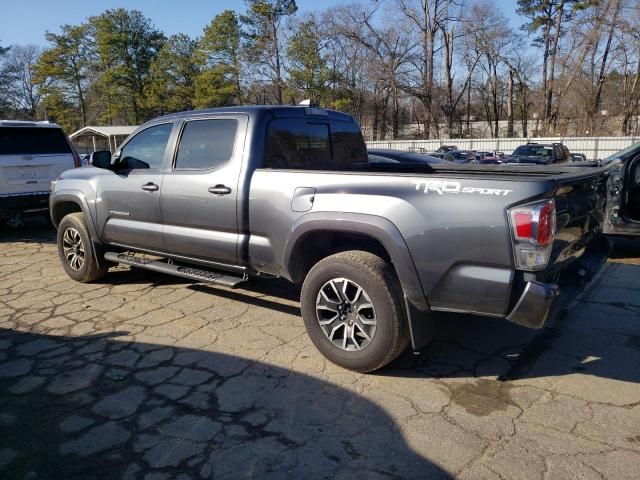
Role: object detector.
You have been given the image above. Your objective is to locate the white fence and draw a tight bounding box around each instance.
[366,136,639,161]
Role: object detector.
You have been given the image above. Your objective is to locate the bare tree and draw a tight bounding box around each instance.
[1,45,43,118]
[469,1,511,137]
[616,2,640,135]
[395,0,456,138]
[503,42,537,137]
[439,3,480,137]
[321,5,379,128]
[339,2,415,139]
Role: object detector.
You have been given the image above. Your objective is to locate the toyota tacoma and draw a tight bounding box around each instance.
[50,106,615,372]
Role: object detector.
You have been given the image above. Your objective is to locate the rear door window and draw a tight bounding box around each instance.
[175,119,238,170]
[264,118,366,170]
[0,127,71,155]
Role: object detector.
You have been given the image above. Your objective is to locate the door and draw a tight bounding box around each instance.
[96,122,175,250]
[553,145,568,164]
[603,153,640,236]
[625,155,640,224]
[160,116,246,265]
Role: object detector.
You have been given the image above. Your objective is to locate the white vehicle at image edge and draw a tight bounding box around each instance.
[0,120,81,225]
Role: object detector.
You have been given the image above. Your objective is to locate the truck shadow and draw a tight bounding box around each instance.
[387,303,640,386]
[609,237,640,261]
[4,220,639,390]
[0,328,451,479]
[98,259,640,389]
[0,216,56,245]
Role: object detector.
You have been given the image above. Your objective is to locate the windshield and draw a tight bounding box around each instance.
[512,145,553,158]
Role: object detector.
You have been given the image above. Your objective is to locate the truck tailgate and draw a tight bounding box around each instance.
[543,168,609,280]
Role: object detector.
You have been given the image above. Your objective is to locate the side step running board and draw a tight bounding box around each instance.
[104,252,247,288]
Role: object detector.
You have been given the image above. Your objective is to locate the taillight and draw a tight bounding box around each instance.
[513,212,533,239]
[536,202,554,245]
[508,199,556,270]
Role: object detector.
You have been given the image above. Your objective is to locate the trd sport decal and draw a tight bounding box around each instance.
[413,180,512,196]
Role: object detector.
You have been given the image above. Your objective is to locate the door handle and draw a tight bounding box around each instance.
[208,185,232,195]
[141,182,159,192]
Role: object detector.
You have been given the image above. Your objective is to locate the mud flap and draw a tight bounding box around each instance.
[404,296,436,350]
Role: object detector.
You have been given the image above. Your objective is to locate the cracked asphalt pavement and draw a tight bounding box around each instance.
[1,220,639,479]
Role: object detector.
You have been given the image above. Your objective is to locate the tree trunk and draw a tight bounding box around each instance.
[546,0,566,134]
[372,91,380,140]
[520,82,529,138]
[272,18,283,105]
[507,70,514,138]
[592,0,621,133]
[541,14,552,128]
[466,77,472,136]
[490,60,499,138]
[392,84,399,139]
[380,93,389,140]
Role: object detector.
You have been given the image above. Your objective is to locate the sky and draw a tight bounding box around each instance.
[1,0,525,47]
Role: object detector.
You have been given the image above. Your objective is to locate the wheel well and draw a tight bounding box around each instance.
[289,231,392,284]
[51,201,82,227]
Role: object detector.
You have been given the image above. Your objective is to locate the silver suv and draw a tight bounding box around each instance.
[0,120,80,225]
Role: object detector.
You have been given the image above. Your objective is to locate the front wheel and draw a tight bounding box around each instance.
[57,212,108,283]
[300,251,410,373]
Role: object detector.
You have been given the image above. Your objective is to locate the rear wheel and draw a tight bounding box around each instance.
[57,212,108,282]
[300,250,410,372]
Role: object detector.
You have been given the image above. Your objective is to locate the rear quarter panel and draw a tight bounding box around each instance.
[248,170,555,316]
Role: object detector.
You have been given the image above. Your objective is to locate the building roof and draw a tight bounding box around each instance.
[69,125,139,139]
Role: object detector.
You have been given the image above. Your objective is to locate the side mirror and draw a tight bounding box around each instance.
[90,150,112,169]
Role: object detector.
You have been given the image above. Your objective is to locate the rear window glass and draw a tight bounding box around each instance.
[175,119,237,170]
[0,127,72,155]
[264,118,367,170]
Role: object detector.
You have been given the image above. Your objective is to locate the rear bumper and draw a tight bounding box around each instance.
[0,191,50,213]
[506,281,559,328]
[505,235,610,329]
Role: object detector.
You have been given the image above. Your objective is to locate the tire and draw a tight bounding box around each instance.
[300,250,410,373]
[57,212,108,283]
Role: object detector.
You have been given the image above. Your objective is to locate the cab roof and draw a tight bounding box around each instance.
[152,105,356,124]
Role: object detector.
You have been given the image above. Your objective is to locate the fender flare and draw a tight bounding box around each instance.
[283,212,433,349]
[50,190,99,238]
[50,190,110,269]
[284,212,428,309]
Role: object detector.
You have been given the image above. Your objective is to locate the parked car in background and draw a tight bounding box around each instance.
[446,150,476,163]
[51,105,613,372]
[407,146,429,154]
[434,145,458,153]
[507,142,571,165]
[431,149,475,164]
[475,151,494,160]
[368,148,447,165]
[1,120,80,226]
[475,151,507,165]
[570,153,587,162]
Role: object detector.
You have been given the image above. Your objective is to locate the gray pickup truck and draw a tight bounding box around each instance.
[50,106,615,372]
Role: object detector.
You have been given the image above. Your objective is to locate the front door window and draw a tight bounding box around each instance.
[118,123,173,170]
